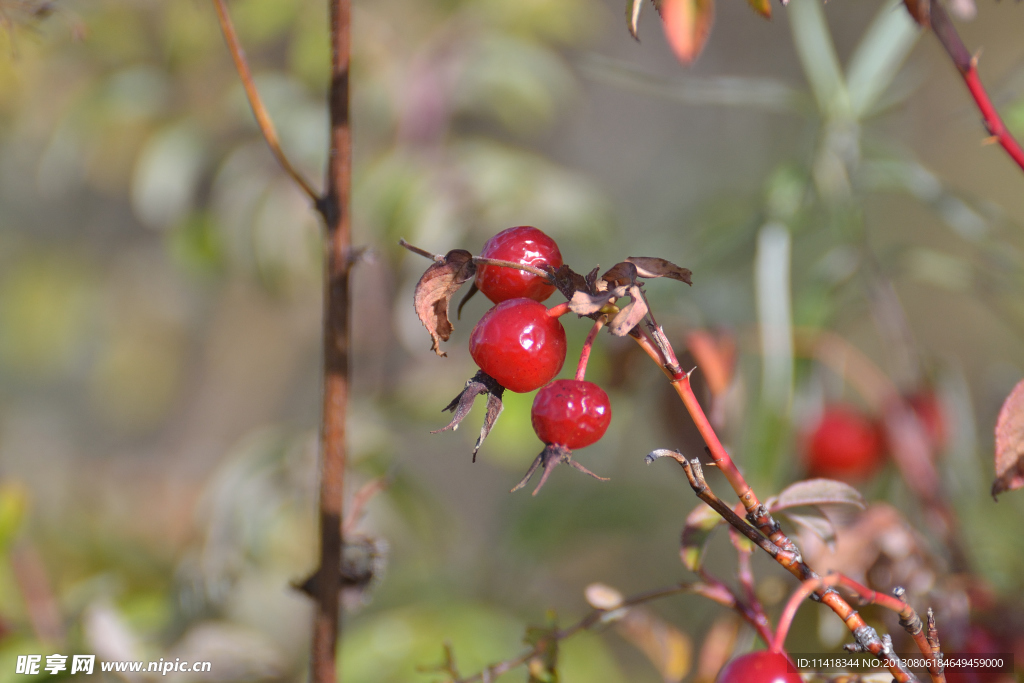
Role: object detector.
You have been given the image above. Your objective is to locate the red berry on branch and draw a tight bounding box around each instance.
[531,380,611,449]
[469,298,566,393]
[804,405,886,482]
[715,651,801,683]
[475,226,562,303]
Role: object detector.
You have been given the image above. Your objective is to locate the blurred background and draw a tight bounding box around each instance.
[1,0,1024,680]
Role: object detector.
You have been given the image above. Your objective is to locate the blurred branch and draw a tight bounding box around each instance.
[210,0,321,203]
[446,582,697,683]
[918,0,1024,172]
[578,54,811,115]
[10,542,65,645]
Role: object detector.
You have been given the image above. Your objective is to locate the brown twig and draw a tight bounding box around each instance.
[306,0,352,680]
[210,0,321,202]
[448,582,699,683]
[646,450,920,682]
[920,0,1024,172]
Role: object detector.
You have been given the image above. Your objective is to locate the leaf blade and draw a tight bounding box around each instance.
[993,378,1024,498]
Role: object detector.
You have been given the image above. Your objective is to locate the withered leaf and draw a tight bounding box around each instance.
[602,261,639,287]
[609,285,649,336]
[552,264,591,301]
[615,608,692,683]
[695,615,740,683]
[432,370,505,462]
[568,285,629,316]
[766,478,866,512]
[660,0,715,66]
[993,378,1024,498]
[626,257,693,285]
[680,502,723,572]
[412,249,476,357]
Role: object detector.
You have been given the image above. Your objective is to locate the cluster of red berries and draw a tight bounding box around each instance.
[804,393,946,483]
[462,226,612,491]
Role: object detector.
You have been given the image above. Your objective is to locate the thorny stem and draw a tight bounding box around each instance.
[210,0,321,202]
[647,450,921,683]
[925,0,1024,172]
[448,582,698,683]
[575,315,607,381]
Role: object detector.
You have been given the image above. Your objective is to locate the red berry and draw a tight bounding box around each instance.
[716,652,801,683]
[531,380,611,449]
[469,298,566,393]
[805,405,885,482]
[475,226,563,303]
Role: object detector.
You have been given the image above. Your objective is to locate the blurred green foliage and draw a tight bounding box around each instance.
[0,0,1023,680]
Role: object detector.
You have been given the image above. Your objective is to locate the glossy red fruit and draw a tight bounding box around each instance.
[716,651,801,683]
[469,298,566,393]
[475,226,563,303]
[531,380,612,449]
[805,405,885,482]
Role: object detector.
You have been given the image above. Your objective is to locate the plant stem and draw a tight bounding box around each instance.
[210,0,320,202]
[925,0,1024,172]
[575,316,606,381]
[310,0,351,680]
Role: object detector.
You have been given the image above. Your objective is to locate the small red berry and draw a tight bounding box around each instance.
[469,298,566,393]
[716,651,801,683]
[805,405,885,482]
[531,380,611,449]
[475,226,563,303]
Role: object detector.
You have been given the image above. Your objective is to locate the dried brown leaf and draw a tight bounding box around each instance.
[660,0,715,66]
[615,608,692,683]
[766,478,866,512]
[552,264,591,301]
[568,285,629,316]
[609,285,649,336]
[626,257,693,285]
[602,261,639,287]
[412,249,476,356]
[993,378,1024,498]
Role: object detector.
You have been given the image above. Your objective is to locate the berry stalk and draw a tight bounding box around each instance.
[575,315,607,381]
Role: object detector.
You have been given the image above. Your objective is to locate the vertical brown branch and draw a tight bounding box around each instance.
[310,0,351,681]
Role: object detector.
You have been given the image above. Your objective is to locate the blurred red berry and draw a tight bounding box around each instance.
[475,226,562,303]
[907,391,947,453]
[716,651,801,683]
[805,405,886,482]
[531,380,611,450]
[469,298,566,393]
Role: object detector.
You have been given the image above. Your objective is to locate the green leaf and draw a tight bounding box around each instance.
[846,0,920,119]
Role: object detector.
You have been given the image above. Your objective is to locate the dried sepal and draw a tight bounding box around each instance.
[552,263,594,301]
[628,0,645,40]
[511,444,609,496]
[993,378,1024,498]
[412,249,476,356]
[625,256,693,285]
[432,370,506,462]
[568,285,629,316]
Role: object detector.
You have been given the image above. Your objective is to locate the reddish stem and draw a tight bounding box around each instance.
[926,0,1024,173]
[575,316,606,381]
[773,574,840,653]
[547,302,571,318]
